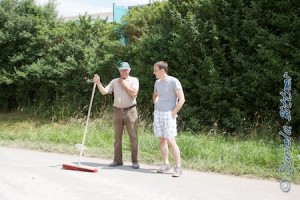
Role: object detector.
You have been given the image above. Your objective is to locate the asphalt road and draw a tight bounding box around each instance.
[0,147,299,200]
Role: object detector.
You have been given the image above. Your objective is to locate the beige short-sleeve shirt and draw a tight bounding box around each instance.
[105,76,139,108]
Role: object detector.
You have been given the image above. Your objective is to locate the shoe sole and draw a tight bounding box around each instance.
[172,174,181,177]
[108,164,123,167]
[156,169,171,173]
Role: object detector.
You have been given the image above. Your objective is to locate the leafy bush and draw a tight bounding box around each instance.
[0,0,299,135]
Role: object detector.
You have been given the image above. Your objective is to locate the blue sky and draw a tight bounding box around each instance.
[36,0,151,16]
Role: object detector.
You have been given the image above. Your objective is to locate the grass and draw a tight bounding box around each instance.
[0,112,299,183]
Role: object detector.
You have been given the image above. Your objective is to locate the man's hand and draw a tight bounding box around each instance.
[118,78,125,87]
[93,74,101,84]
[118,78,138,98]
[93,74,108,95]
[171,111,178,117]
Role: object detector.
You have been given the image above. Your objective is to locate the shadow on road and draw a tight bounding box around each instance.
[51,162,172,175]
[101,165,159,175]
[100,164,173,175]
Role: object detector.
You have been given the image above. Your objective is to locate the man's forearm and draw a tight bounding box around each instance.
[96,82,108,95]
[122,84,137,97]
[172,99,185,114]
[153,93,158,104]
[172,89,185,115]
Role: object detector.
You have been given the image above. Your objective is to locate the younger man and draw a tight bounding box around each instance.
[152,61,185,177]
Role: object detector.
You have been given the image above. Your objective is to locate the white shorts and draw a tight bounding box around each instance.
[153,110,177,138]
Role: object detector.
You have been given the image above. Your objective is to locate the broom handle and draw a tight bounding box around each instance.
[79,82,97,165]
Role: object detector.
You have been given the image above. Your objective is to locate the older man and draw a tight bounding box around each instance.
[93,62,139,169]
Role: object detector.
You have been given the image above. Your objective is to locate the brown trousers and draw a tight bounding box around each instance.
[112,106,139,163]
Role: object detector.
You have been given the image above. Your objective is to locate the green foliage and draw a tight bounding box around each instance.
[0,0,299,134]
[120,0,300,134]
[0,0,123,118]
[24,16,123,118]
[0,0,58,109]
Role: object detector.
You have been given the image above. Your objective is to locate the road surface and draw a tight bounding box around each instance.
[0,147,299,200]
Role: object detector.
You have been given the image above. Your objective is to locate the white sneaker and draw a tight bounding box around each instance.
[172,166,182,177]
[157,164,171,173]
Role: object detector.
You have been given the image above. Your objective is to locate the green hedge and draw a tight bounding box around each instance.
[0,0,299,135]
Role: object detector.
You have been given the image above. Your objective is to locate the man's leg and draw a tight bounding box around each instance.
[112,110,124,163]
[159,137,169,165]
[124,107,139,163]
[167,138,181,167]
[168,138,182,177]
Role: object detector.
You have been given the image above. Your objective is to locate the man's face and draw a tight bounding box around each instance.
[119,69,130,79]
[153,65,163,79]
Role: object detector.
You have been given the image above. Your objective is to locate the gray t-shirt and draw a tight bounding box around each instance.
[154,76,182,112]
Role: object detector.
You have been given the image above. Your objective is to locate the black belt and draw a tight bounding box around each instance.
[114,105,136,111]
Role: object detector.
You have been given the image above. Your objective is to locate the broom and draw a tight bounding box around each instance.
[62,81,98,172]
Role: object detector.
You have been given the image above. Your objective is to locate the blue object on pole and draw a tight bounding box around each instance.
[113,3,128,23]
[113,3,128,45]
